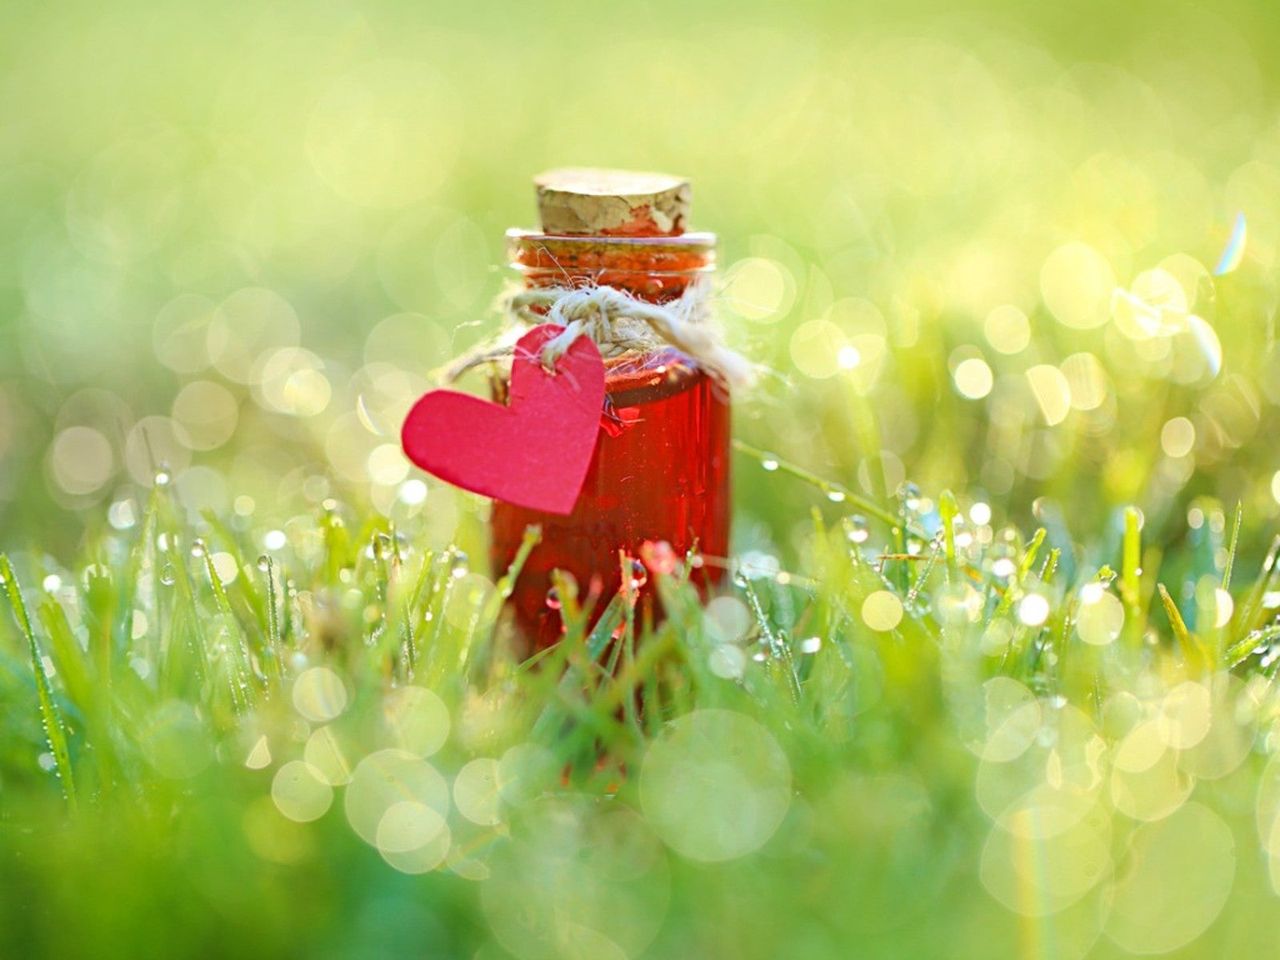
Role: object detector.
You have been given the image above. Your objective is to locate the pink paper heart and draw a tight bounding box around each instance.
[401,324,606,515]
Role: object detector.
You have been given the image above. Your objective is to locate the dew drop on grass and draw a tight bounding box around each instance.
[154,468,171,487]
[760,455,779,472]
[899,481,922,510]
[450,550,469,579]
[190,538,207,558]
[108,499,138,530]
[159,564,176,586]
[825,488,847,503]
[844,514,870,545]
[628,559,648,590]
[1018,594,1051,627]
[257,555,271,572]
[545,588,561,611]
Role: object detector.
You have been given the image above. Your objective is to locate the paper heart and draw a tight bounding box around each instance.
[401,324,606,515]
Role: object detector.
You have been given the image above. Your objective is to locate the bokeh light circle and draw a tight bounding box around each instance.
[640,709,791,862]
[344,748,449,846]
[292,666,348,722]
[381,685,450,757]
[271,760,333,823]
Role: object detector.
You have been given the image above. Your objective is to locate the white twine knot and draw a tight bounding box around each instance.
[503,281,756,389]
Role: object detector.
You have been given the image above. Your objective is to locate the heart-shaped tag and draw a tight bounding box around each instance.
[401,324,606,515]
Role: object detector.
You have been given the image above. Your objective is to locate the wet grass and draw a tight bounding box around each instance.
[3,456,1280,959]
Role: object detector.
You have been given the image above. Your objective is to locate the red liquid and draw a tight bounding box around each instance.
[490,350,730,650]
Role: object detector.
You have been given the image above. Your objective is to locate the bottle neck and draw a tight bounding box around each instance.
[506,230,716,303]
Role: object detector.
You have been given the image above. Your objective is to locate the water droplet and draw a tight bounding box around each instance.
[844,514,870,545]
[190,538,207,558]
[545,587,562,611]
[628,558,648,590]
[450,551,469,579]
[643,540,679,576]
[800,636,822,654]
[154,467,171,487]
[825,488,847,503]
[108,499,138,530]
[41,574,61,593]
[1018,593,1051,627]
[760,456,780,472]
[159,564,176,586]
[899,481,922,510]
[991,557,1017,580]
[257,555,272,573]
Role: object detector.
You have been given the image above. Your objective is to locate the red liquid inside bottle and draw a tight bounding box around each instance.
[489,170,730,650]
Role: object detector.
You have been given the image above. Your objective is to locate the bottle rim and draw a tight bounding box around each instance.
[506,228,716,246]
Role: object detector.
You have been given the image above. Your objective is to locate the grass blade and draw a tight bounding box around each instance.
[1222,500,1243,592]
[0,554,78,810]
[1158,582,1209,674]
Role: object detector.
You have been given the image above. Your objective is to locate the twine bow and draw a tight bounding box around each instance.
[441,280,756,389]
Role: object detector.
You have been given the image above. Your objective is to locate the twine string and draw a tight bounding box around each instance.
[440,280,755,389]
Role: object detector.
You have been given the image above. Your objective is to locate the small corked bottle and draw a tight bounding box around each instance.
[491,169,732,649]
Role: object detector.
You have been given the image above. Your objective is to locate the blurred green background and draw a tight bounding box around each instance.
[5,0,1280,569]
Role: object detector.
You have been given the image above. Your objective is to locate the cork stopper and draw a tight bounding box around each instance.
[534,168,691,237]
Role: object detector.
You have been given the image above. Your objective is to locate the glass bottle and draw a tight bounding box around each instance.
[489,169,730,650]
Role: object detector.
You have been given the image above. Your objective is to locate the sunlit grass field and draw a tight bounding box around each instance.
[5,1,1280,957]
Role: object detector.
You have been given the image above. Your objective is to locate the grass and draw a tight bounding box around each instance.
[3,445,1280,959]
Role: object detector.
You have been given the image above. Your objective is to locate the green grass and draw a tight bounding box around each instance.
[4,450,1280,958]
